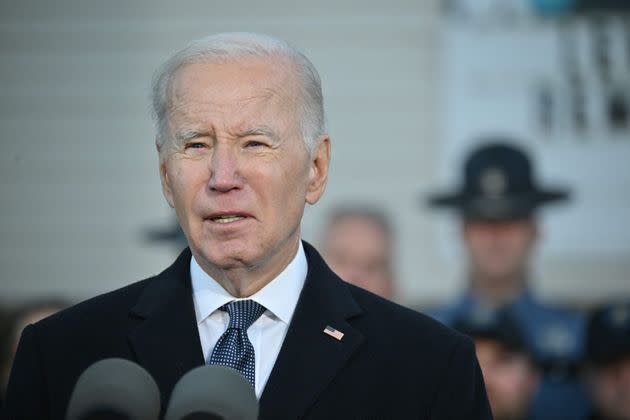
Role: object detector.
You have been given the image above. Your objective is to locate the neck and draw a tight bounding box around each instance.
[469,271,527,307]
[199,238,301,298]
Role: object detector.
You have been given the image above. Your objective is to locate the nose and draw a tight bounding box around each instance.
[208,143,242,192]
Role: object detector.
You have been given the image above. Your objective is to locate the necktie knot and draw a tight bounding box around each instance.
[221,300,266,331]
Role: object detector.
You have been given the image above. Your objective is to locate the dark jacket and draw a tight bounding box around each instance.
[5,242,492,419]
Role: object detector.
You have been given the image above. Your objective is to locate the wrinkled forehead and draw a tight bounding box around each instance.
[167,55,301,117]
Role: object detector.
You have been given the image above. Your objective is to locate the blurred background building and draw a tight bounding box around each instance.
[0,0,628,309]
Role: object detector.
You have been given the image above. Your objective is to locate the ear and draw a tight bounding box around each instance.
[305,135,331,205]
[156,138,175,208]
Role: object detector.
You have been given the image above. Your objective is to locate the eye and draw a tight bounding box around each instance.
[244,140,268,149]
[185,142,208,150]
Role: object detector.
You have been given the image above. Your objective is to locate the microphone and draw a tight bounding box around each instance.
[165,365,258,420]
[66,358,160,420]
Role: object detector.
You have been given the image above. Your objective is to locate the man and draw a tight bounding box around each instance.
[453,309,540,420]
[427,141,589,419]
[6,33,491,419]
[320,206,395,300]
[583,302,630,420]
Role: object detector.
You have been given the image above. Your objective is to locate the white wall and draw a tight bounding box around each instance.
[0,0,444,305]
[2,1,626,308]
[435,14,630,304]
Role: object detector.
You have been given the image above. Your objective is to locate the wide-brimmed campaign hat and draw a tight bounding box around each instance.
[452,307,528,353]
[427,141,570,220]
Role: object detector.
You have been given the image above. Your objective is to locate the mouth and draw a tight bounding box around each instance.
[206,212,252,225]
[211,215,246,224]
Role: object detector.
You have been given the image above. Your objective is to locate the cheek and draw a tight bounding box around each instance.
[505,230,534,251]
[506,368,533,396]
[268,160,310,204]
[170,164,207,210]
[171,172,191,204]
[466,234,493,253]
[593,381,616,406]
[491,375,522,400]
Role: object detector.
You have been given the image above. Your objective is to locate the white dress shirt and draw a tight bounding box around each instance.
[190,242,307,398]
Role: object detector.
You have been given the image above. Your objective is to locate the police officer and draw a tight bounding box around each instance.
[584,302,630,420]
[427,140,589,419]
[453,308,540,420]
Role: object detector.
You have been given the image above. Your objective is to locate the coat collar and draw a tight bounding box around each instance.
[127,242,365,419]
[259,241,365,419]
[127,248,205,409]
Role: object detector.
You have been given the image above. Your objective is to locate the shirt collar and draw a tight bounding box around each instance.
[190,242,308,326]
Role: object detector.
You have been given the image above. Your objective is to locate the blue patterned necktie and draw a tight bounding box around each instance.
[208,300,266,388]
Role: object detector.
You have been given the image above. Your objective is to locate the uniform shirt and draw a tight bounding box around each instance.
[190,242,307,398]
[431,290,590,420]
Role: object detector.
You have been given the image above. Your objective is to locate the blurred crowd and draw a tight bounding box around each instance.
[1,141,629,420]
[317,140,629,420]
[0,300,69,409]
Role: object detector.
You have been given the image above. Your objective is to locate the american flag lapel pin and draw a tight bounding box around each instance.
[323,325,344,341]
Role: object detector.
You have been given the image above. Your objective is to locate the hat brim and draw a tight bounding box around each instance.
[452,322,528,353]
[427,189,569,220]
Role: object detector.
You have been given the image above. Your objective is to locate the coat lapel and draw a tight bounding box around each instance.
[259,242,365,419]
[127,248,205,407]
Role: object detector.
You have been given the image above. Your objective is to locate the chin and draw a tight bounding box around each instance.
[190,238,246,266]
[205,248,252,268]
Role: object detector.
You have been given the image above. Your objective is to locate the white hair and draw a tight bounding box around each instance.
[151,32,325,154]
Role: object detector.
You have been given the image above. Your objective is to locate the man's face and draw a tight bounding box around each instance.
[463,219,537,284]
[588,356,630,419]
[159,57,329,291]
[475,339,539,420]
[322,216,393,299]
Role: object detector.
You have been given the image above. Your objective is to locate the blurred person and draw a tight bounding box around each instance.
[427,140,589,419]
[584,302,630,420]
[5,32,492,419]
[320,207,395,300]
[0,299,67,407]
[454,308,540,420]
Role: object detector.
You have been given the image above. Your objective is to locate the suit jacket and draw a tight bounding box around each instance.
[5,242,492,419]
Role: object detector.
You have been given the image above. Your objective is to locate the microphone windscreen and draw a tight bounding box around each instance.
[165,365,258,420]
[66,358,160,420]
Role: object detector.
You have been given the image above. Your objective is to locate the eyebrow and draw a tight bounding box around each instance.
[173,126,280,142]
[237,126,279,141]
[174,129,205,142]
